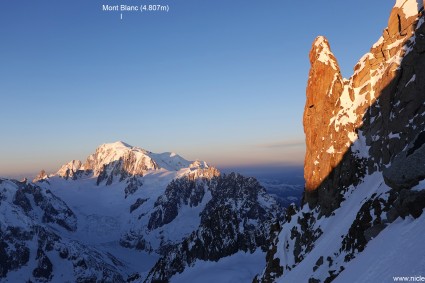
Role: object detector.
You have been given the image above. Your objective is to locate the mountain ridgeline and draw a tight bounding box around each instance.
[257,1,425,282]
[2,1,425,282]
[0,141,283,282]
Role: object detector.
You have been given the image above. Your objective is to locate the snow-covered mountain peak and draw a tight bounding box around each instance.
[95,141,146,155]
[55,160,83,180]
[311,36,339,70]
[106,140,133,148]
[189,160,208,169]
[82,141,156,175]
[47,141,212,186]
[395,0,423,17]
[148,151,192,171]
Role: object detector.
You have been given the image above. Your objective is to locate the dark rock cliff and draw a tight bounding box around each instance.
[304,1,425,216]
[258,1,425,282]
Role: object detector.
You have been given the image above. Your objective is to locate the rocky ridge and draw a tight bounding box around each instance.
[0,179,125,282]
[51,141,203,185]
[1,142,283,282]
[304,0,425,215]
[258,1,425,282]
[145,173,282,282]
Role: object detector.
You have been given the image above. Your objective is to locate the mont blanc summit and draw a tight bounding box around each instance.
[1,142,281,282]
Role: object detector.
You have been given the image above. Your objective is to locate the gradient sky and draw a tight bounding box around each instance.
[0,1,394,176]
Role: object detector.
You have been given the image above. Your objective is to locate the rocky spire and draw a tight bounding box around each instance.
[303,0,425,215]
[33,169,48,183]
[303,36,343,196]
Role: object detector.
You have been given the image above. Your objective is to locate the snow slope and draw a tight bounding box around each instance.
[172,250,266,283]
[335,213,425,283]
[0,141,282,282]
[275,173,390,282]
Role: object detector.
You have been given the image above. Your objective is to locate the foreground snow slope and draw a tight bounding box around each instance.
[257,1,425,282]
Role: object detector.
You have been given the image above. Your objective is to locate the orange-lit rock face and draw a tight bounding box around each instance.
[303,1,423,214]
[303,36,344,193]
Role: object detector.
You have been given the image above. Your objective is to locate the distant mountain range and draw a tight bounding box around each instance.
[2,0,425,282]
[1,141,286,282]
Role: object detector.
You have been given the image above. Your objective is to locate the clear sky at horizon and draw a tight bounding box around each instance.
[0,1,394,177]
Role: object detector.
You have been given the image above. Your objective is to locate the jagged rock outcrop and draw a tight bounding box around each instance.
[258,1,425,282]
[120,170,279,258]
[383,131,425,190]
[303,36,360,215]
[33,169,48,183]
[24,140,284,282]
[0,178,125,282]
[304,0,425,216]
[124,176,143,198]
[85,142,160,185]
[145,173,282,282]
[10,180,77,231]
[56,160,83,180]
[147,176,211,231]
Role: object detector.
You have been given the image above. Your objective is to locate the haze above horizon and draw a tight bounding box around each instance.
[0,1,393,176]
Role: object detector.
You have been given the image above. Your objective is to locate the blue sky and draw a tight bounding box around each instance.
[0,1,394,176]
